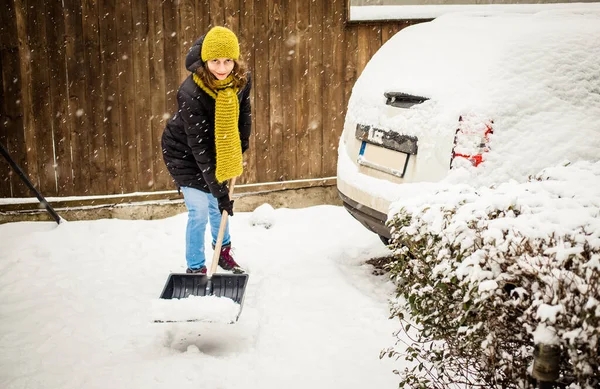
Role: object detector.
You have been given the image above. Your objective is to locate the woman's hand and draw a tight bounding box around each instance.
[217,195,234,216]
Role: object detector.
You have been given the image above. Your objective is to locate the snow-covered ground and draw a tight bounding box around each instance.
[0,205,403,389]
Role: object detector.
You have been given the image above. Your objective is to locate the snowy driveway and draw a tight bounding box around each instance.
[0,205,400,389]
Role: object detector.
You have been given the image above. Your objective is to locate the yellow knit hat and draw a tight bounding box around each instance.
[201,27,240,62]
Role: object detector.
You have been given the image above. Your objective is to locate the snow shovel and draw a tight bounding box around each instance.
[157,177,249,322]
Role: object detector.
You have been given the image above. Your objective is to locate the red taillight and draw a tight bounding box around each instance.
[451,115,493,168]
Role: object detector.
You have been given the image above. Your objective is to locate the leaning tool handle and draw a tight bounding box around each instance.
[208,176,237,278]
[0,142,62,224]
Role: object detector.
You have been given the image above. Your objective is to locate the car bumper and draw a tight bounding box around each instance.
[338,189,390,239]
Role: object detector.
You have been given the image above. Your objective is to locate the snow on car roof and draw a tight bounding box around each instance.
[345,7,600,187]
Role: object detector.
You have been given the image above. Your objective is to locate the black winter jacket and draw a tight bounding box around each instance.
[161,36,251,199]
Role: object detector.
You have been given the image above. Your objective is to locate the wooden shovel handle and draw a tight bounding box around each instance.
[209,176,236,277]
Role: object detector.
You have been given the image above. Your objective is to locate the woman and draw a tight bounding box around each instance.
[161,26,251,274]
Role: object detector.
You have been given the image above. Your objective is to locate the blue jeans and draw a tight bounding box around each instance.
[180,186,230,269]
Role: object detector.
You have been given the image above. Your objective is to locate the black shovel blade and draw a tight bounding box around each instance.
[159,273,249,304]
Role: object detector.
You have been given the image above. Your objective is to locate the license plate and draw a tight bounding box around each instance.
[357,141,409,178]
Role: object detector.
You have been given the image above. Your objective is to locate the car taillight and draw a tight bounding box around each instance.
[451,115,493,168]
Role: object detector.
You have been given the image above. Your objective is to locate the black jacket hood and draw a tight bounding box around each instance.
[185,35,206,73]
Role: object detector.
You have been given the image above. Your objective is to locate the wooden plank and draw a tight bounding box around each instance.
[148,1,171,191]
[369,25,382,60]
[307,0,323,178]
[82,0,107,195]
[12,0,38,193]
[46,1,73,196]
[383,21,423,47]
[382,24,401,45]
[180,0,197,57]
[238,0,256,185]
[209,0,225,26]
[0,54,13,196]
[294,1,316,179]
[0,55,12,197]
[294,0,310,179]
[65,0,94,195]
[24,0,56,195]
[163,0,181,119]
[267,0,284,181]
[0,0,27,197]
[343,26,359,108]
[179,0,196,82]
[224,0,240,32]
[132,1,154,192]
[98,0,123,193]
[195,0,211,36]
[279,0,296,182]
[115,0,138,193]
[322,0,346,177]
[356,25,372,79]
[253,0,270,183]
[0,0,19,50]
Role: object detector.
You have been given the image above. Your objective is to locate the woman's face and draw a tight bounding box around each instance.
[207,58,235,80]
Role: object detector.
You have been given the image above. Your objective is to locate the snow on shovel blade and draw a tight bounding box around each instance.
[152,294,241,324]
[154,273,249,323]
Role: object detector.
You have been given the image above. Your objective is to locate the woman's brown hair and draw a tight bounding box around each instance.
[196,59,248,91]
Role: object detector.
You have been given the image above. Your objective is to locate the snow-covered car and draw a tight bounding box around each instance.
[337,8,600,243]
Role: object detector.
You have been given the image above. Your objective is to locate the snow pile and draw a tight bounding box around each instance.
[249,203,276,229]
[384,160,600,388]
[151,295,241,324]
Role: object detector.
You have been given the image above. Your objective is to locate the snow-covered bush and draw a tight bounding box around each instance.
[384,161,600,388]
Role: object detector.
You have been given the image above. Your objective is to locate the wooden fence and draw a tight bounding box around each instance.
[0,0,423,198]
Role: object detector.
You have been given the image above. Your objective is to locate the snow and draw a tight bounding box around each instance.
[350,2,600,21]
[151,295,241,324]
[0,205,401,389]
[536,303,565,324]
[248,203,275,229]
[532,323,560,345]
[478,279,498,293]
[388,160,600,252]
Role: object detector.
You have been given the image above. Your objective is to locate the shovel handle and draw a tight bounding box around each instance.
[209,177,237,277]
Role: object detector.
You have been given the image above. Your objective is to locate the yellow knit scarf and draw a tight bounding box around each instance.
[193,73,243,183]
